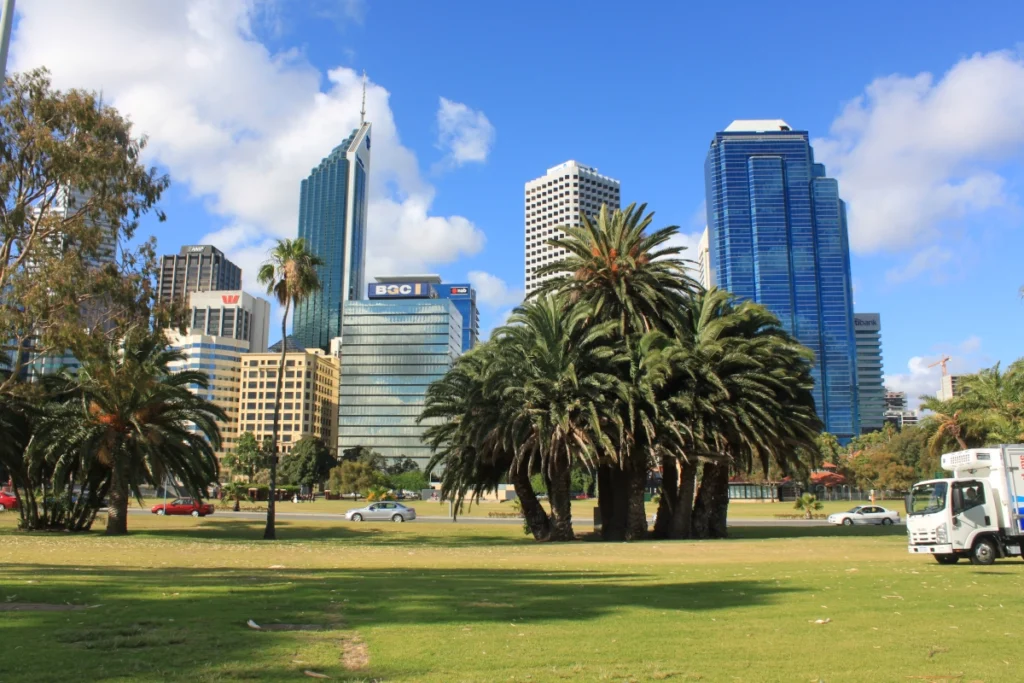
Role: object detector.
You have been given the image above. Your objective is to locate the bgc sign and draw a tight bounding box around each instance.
[368,282,435,299]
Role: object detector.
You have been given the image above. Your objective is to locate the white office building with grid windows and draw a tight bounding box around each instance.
[524,161,620,294]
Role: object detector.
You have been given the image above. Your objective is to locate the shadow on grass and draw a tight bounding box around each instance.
[0,562,803,682]
[726,525,907,540]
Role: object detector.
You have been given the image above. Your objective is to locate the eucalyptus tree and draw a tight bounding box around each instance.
[256,238,323,540]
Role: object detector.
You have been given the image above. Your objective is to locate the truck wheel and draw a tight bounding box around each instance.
[934,554,959,565]
[970,538,998,566]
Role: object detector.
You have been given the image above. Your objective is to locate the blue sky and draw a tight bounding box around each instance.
[10,0,1024,406]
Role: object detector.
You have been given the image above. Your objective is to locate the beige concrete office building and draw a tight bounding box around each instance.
[524,160,620,294]
[238,343,340,454]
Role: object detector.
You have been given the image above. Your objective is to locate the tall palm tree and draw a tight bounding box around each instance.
[491,298,620,541]
[532,203,695,338]
[257,238,323,541]
[40,330,224,535]
[919,397,970,454]
[532,203,698,538]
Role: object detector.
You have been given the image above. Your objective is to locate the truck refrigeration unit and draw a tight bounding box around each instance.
[906,445,1024,565]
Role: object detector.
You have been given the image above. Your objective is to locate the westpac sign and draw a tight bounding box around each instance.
[368,282,435,299]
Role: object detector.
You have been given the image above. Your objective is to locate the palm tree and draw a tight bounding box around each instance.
[421,346,551,540]
[919,397,970,454]
[491,298,621,541]
[532,203,695,339]
[793,493,823,520]
[40,330,224,535]
[257,238,323,540]
[531,203,698,538]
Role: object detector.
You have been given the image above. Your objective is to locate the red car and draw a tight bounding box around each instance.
[151,497,215,517]
[0,490,17,511]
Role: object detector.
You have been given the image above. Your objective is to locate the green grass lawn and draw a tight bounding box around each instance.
[2,512,1015,683]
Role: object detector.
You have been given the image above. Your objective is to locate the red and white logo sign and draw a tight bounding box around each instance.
[221,294,240,304]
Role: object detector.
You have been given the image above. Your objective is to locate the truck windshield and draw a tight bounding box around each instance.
[909,482,948,516]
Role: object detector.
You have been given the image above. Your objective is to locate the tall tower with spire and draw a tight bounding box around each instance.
[292,77,372,352]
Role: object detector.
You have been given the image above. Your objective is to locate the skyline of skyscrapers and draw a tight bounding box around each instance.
[524,160,620,294]
[704,119,860,440]
[293,121,372,352]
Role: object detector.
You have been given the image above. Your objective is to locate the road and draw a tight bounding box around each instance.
[127,508,855,527]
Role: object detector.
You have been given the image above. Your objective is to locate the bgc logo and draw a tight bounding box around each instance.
[369,282,433,299]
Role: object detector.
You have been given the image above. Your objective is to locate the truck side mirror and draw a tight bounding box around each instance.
[904,494,911,514]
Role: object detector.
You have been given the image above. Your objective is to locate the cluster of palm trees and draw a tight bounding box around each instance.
[421,204,822,541]
[921,360,1024,454]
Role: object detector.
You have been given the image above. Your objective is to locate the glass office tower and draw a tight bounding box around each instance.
[704,120,859,440]
[433,283,479,351]
[336,298,463,467]
[854,313,884,433]
[293,122,372,351]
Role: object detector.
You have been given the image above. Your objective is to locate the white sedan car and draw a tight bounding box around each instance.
[827,505,900,526]
[345,501,416,522]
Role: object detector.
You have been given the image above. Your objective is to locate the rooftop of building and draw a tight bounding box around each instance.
[375,274,443,284]
[723,119,793,132]
[526,160,620,186]
[267,336,306,353]
[175,245,224,256]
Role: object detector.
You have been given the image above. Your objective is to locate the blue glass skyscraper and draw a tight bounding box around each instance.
[293,122,371,351]
[433,283,479,351]
[704,120,859,439]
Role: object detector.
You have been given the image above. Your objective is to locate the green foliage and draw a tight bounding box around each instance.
[385,456,420,476]
[0,69,170,390]
[29,330,225,534]
[278,437,336,488]
[341,445,387,470]
[366,485,395,502]
[793,493,823,519]
[388,469,428,493]
[221,432,270,483]
[328,461,384,497]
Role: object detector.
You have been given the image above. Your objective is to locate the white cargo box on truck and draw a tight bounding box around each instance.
[941,446,1024,535]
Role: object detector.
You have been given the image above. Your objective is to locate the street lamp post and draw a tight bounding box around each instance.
[0,0,15,86]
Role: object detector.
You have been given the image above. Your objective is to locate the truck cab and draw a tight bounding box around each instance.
[907,446,1024,565]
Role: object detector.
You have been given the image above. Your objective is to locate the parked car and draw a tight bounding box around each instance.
[151,497,215,517]
[345,502,416,523]
[827,505,900,526]
[0,490,17,511]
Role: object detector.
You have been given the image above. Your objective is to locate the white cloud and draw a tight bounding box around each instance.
[814,49,1024,254]
[11,0,485,292]
[885,336,990,410]
[663,229,703,280]
[884,245,954,284]
[467,271,523,309]
[435,97,495,168]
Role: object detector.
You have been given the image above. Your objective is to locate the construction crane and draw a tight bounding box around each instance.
[928,355,951,377]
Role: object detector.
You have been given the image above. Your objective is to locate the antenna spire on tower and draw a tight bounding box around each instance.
[360,70,367,125]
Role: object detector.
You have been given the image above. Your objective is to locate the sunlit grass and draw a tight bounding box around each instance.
[1,513,1015,683]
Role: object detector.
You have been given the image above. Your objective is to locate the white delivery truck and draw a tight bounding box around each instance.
[906,445,1024,565]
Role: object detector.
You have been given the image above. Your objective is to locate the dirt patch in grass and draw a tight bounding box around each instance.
[340,634,369,670]
[0,602,89,612]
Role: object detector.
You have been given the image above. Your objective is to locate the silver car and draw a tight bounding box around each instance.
[345,501,417,523]
[827,505,900,526]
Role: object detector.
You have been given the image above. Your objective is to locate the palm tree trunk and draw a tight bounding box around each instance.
[512,462,550,541]
[597,462,627,541]
[547,466,574,541]
[653,456,696,539]
[691,462,730,539]
[624,462,649,540]
[263,299,291,541]
[105,458,130,536]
